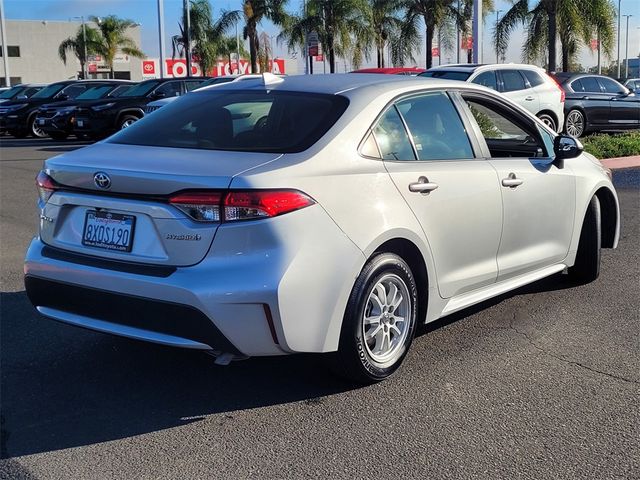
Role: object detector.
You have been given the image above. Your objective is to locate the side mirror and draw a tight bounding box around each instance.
[55,93,68,101]
[151,91,166,99]
[554,134,583,160]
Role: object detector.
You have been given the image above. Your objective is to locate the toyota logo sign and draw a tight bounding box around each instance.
[94,172,111,189]
[142,61,156,75]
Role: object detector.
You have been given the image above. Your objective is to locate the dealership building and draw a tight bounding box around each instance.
[0,19,144,86]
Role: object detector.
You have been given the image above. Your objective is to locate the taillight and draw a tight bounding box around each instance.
[36,170,59,203]
[169,191,222,222]
[548,75,565,103]
[168,189,315,222]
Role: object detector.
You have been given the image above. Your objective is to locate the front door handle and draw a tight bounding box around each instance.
[502,173,523,188]
[525,96,535,101]
[409,176,439,193]
[582,96,591,100]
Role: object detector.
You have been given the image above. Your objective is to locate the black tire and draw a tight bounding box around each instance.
[332,253,418,384]
[537,113,557,132]
[568,196,601,284]
[565,109,586,138]
[118,115,139,130]
[49,132,69,141]
[8,130,27,139]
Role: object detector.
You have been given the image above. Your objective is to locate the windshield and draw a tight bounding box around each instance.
[32,83,66,99]
[110,90,349,153]
[0,86,23,99]
[76,85,116,100]
[121,81,160,97]
[420,71,471,81]
[109,84,134,97]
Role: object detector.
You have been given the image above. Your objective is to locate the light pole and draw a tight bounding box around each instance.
[616,0,621,78]
[0,0,10,87]
[183,0,192,77]
[73,16,88,79]
[623,14,632,78]
[157,0,165,78]
[472,0,483,63]
[495,9,503,64]
[456,0,460,63]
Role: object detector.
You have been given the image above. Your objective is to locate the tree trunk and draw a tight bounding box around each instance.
[425,22,434,69]
[381,47,385,68]
[328,33,335,73]
[377,48,382,68]
[561,42,569,72]
[80,61,85,79]
[547,10,557,72]
[110,64,114,79]
[249,28,258,73]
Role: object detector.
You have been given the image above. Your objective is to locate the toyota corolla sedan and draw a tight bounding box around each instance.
[24,74,619,383]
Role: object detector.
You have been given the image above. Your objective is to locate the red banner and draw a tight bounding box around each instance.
[154,58,286,77]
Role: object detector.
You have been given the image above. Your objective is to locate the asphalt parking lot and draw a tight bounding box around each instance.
[1,137,638,479]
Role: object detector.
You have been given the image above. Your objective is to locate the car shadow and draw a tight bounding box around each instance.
[0,273,577,459]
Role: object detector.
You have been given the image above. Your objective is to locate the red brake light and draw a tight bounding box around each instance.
[36,170,59,202]
[168,189,315,222]
[548,74,565,103]
[169,191,223,222]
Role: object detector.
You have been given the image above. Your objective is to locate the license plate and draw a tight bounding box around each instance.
[38,119,45,125]
[82,210,135,252]
[77,119,84,127]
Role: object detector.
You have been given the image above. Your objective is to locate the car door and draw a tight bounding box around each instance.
[571,76,611,126]
[498,69,540,116]
[150,80,183,99]
[597,77,640,128]
[371,90,503,299]
[459,92,576,281]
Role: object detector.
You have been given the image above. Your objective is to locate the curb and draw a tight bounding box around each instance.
[600,155,640,170]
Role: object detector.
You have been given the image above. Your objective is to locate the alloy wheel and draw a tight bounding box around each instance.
[121,118,137,129]
[362,274,411,365]
[30,118,47,138]
[565,110,585,137]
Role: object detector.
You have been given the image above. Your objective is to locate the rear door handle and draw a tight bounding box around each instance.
[501,173,523,188]
[581,96,591,100]
[525,96,535,101]
[409,176,439,193]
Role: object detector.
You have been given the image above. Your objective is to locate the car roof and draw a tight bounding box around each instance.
[194,73,487,97]
[351,67,425,74]
[427,63,545,73]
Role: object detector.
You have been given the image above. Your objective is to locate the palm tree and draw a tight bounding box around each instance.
[216,36,250,70]
[172,0,240,76]
[58,25,101,78]
[238,1,289,73]
[403,0,468,70]
[280,0,370,74]
[495,0,616,72]
[368,0,419,67]
[90,15,145,78]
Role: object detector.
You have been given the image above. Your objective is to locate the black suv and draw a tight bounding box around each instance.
[35,80,136,140]
[0,83,46,105]
[0,80,112,138]
[72,77,208,138]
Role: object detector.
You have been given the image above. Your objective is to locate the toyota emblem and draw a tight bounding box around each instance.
[94,172,111,189]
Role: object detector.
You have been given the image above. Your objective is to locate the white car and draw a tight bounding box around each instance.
[421,64,565,132]
[143,74,271,114]
[25,74,618,383]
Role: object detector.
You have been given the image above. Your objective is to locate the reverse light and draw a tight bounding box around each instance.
[168,190,315,222]
[36,170,59,203]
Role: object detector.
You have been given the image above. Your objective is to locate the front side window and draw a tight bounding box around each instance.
[61,84,89,99]
[372,107,416,161]
[397,92,474,160]
[598,77,626,94]
[153,81,182,97]
[76,85,114,100]
[185,80,207,91]
[121,81,160,97]
[464,97,547,158]
[472,71,498,90]
[110,90,349,153]
[501,70,527,92]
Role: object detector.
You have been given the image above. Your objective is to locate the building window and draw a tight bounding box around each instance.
[0,77,22,87]
[0,46,21,57]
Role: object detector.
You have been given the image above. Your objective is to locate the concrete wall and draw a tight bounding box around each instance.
[0,20,144,85]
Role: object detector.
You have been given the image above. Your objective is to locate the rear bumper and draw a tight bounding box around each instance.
[24,205,366,356]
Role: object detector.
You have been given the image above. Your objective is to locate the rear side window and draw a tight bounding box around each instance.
[185,80,206,92]
[110,90,349,153]
[397,92,474,160]
[372,107,416,161]
[522,70,545,87]
[501,70,527,92]
[472,71,498,90]
[580,77,601,92]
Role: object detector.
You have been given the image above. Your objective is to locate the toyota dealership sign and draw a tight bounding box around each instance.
[142,58,286,78]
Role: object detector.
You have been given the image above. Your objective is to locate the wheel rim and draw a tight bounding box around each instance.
[566,111,584,137]
[31,119,46,138]
[540,115,556,131]
[121,118,136,129]
[362,274,411,365]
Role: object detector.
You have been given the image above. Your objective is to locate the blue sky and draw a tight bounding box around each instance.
[4,0,639,69]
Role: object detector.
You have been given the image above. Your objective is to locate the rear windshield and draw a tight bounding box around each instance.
[110,90,349,153]
[120,81,160,97]
[76,85,118,100]
[32,83,66,99]
[420,71,471,81]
